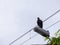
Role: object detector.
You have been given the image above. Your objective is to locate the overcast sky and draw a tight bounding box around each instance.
[0,0,60,45]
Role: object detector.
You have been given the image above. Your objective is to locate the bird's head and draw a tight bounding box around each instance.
[37,17,40,20]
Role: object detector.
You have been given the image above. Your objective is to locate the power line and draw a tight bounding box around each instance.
[9,28,33,45]
[20,34,36,45]
[9,9,60,45]
[46,20,60,29]
[20,20,60,45]
[43,10,60,22]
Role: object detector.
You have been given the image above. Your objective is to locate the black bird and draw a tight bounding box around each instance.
[37,17,43,28]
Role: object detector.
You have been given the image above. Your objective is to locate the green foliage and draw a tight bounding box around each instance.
[45,29,60,45]
[55,29,60,37]
[49,37,60,45]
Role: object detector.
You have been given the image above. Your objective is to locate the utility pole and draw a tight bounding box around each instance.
[34,26,50,37]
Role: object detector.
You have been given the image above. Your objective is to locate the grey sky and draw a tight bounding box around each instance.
[0,0,60,45]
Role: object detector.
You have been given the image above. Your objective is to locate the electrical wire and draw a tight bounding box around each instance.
[20,34,36,45]
[46,20,60,29]
[20,20,60,45]
[9,28,33,45]
[9,9,60,45]
[43,10,60,22]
